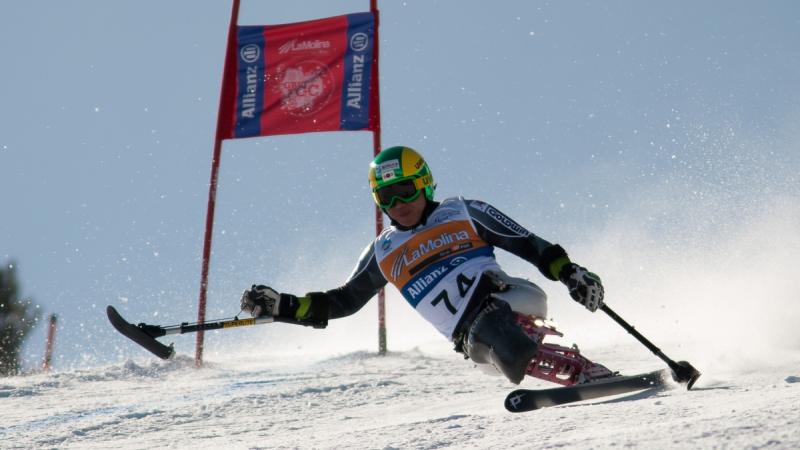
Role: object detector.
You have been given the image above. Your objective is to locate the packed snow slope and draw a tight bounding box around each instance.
[2,341,799,449]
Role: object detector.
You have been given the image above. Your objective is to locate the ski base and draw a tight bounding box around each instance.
[505,369,668,412]
[106,306,175,360]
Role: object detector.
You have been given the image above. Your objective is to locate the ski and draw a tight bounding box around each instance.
[107,306,175,359]
[504,369,668,412]
[106,305,276,359]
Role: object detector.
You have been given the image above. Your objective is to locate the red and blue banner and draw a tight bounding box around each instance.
[228,12,376,139]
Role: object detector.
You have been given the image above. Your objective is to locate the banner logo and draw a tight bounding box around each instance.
[235,26,266,137]
[273,61,334,117]
[350,32,369,51]
[240,44,261,63]
[278,39,332,55]
[340,13,373,129]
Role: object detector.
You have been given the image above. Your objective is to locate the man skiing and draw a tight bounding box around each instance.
[241,146,612,385]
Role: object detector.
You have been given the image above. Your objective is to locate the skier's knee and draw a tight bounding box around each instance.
[464,299,539,385]
[484,270,548,318]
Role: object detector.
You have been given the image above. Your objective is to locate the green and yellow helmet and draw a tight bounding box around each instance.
[369,146,435,209]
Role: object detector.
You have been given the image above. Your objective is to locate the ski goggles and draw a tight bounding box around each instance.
[374,179,422,209]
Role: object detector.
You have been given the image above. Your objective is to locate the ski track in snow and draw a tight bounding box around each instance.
[1,345,799,449]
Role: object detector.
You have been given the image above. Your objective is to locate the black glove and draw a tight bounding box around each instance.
[240,285,329,329]
[559,263,604,312]
[240,285,280,318]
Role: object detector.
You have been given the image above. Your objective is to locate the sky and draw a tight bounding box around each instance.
[1,1,799,370]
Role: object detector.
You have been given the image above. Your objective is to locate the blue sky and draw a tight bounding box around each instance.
[2,1,799,369]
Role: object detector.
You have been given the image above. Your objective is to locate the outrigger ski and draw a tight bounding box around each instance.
[107,306,175,359]
[106,305,274,359]
[504,369,668,412]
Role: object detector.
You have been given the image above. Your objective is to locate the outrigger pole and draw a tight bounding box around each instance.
[107,306,273,360]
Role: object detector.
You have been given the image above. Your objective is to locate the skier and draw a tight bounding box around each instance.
[241,146,613,385]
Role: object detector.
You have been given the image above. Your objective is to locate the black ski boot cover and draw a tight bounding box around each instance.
[465,300,539,384]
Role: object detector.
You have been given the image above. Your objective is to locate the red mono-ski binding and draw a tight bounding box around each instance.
[516,313,615,386]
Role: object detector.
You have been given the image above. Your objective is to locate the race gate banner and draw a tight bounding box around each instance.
[229,12,376,138]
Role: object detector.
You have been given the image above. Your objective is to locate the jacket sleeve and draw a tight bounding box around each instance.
[464,199,571,281]
[316,241,388,319]
[279,241,388,324]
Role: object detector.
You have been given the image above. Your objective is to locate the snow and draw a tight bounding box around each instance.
[2,342,799,449]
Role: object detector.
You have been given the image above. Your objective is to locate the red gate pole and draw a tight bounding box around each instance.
[196,0,241,368]
[370,0,386,355]
[41,314,57,373]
